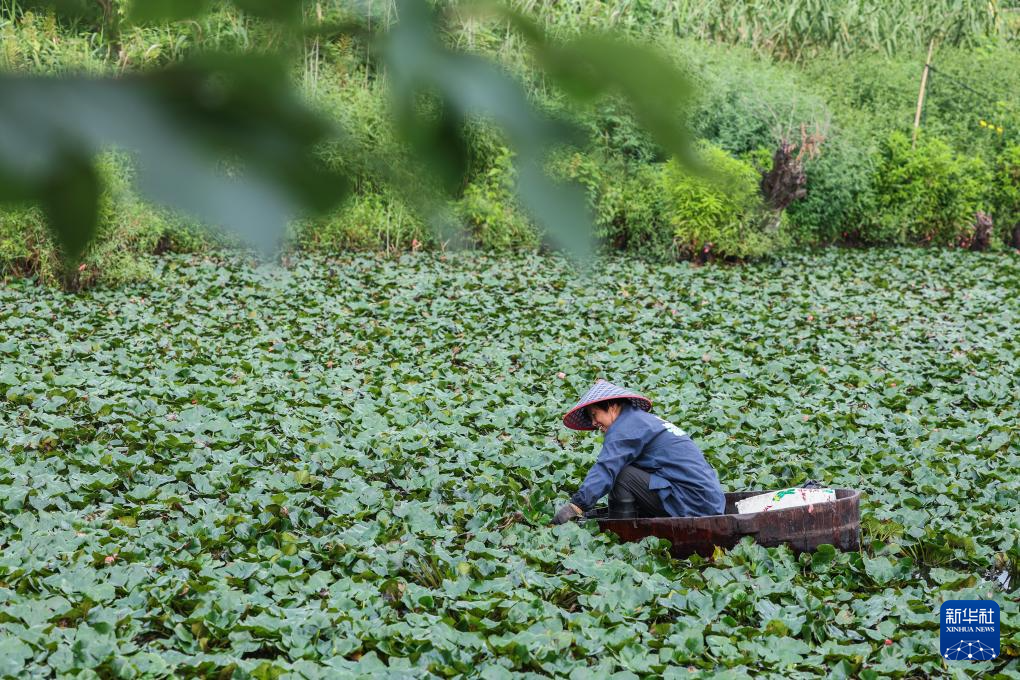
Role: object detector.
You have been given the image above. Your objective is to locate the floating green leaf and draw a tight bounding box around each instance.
[0,248,1018,675]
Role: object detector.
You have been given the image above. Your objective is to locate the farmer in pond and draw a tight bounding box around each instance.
[551,379,726,524]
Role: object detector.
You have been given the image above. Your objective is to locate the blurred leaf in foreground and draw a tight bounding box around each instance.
[0,0,699,270]
[487,4,698,167]
[383,0,595,259]
[127,0,214,24]
[0,55,349,260]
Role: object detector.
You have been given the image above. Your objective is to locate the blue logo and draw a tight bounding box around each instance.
[940,600,1000,661]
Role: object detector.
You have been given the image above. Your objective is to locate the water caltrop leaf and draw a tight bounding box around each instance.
[863,556,896,585]
[1,248,1019,675]
[0,638,33,675]
[811,543,837,573]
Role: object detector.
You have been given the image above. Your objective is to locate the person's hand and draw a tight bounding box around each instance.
[551,502,583,525]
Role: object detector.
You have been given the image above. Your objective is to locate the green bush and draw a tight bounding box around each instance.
[598,164,672,253]
[572,98,663,165]
[454,148,539,250]
[0,205,57,282]
[310,76,404,187]
[870,131,990,245]
[991,144,1020,248]
[802,53,917,138]
[295,190,431,253]
[805,45,1020,162]
[662,143,785,259]
[0,153,211,288]
[550,150,673,256]
[553,144,786,260]
[677,40,831,156]
[919,44,1020,161]
[786,127,879,244]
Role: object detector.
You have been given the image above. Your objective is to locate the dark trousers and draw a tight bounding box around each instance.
[609,465,667,519]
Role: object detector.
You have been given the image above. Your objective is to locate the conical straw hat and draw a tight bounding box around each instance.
[562,379,652,430]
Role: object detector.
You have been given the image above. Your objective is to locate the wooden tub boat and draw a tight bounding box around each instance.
[584,488,861,558]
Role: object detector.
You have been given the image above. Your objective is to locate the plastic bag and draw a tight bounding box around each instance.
[735,487,836,514]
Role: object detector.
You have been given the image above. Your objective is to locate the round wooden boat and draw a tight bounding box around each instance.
[584,488,861,558]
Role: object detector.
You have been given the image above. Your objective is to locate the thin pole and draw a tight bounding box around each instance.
[912,39,936,148]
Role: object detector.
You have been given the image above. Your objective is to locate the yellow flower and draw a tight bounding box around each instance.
[979,119,988,127]
[997,127,1004,134]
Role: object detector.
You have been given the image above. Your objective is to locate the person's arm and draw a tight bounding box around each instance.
[569,431,646,511]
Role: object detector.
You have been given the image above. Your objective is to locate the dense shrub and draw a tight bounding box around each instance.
[600,164,672,254]
[295,190,431,253]
[991,144,1020,248]
[309,77,538,253]
[802,53,917,137]
[805,45,1020,162]
[554,144,790,260]
[551,151,671,255]
[919,45,1020,161]
[0,206,57,282]
[573,99,664,165]
[552,144,786,260]
[662,143,785,260]
[310,77,404,186]
[870,132,990,246]
[0,154,209,288]
[454,148,539,250]
[677,41,831,157]
[786,127,879,245]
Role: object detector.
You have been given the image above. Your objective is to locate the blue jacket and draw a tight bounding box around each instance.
[570,404,726,517]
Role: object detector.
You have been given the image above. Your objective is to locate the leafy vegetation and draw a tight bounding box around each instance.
[0,153,213,289]
[991,144,1020,247]
[662,143,783,260]
[1,249,1019,676]
[665,0,1014,61]
[550,145,785,261]
[871,132,991,247]
[0,0,704,272]
[3,1,1020,289]
[784,127,878,246]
